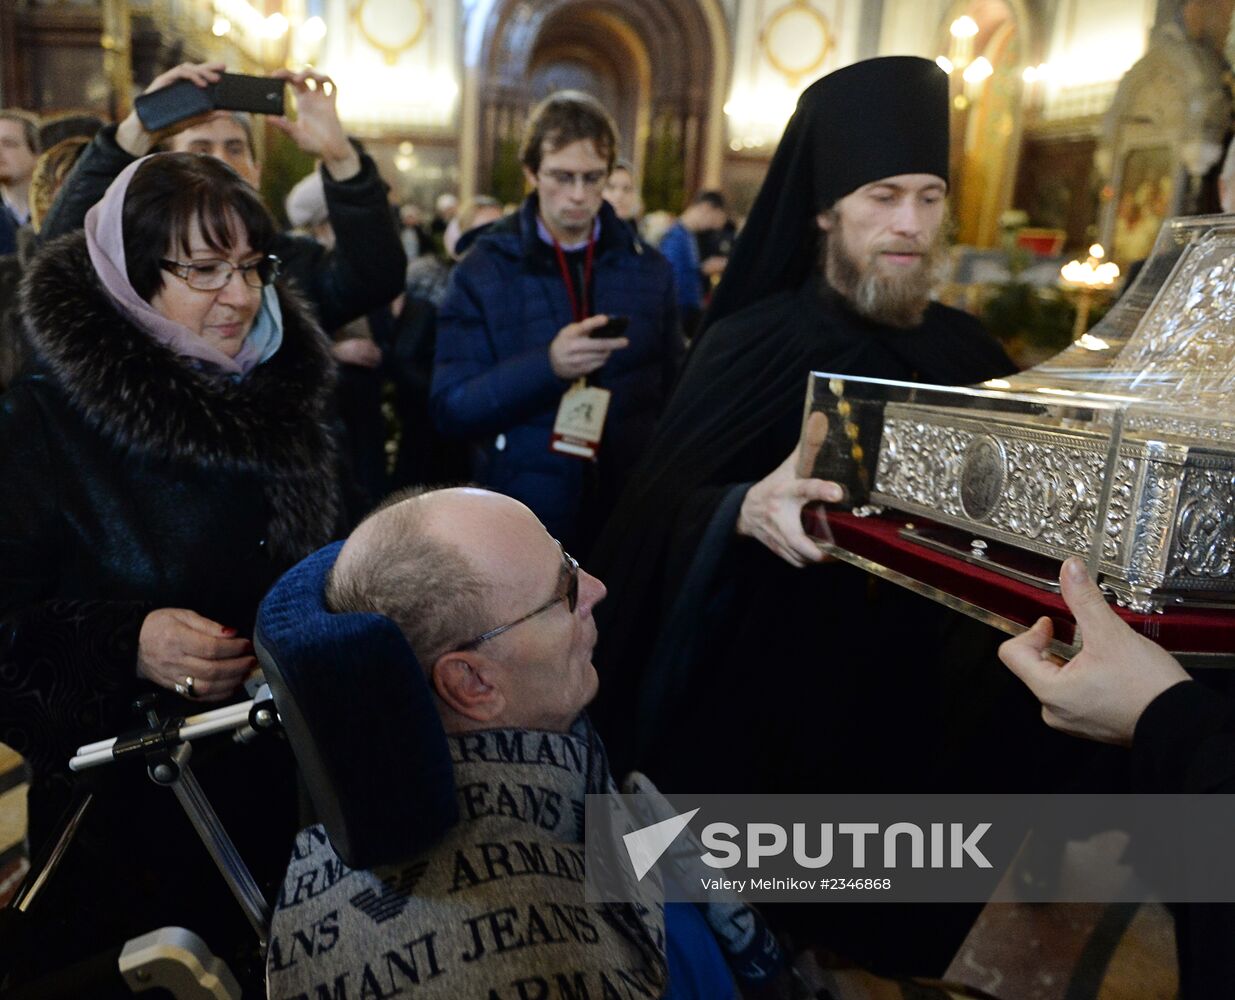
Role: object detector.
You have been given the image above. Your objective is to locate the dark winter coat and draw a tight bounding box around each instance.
[0,230,340,980]
[1132,680,1235,998]
[0,226,34,389]
[589,280,1017,784]
[0,198,19,256]
[431,196,681,551]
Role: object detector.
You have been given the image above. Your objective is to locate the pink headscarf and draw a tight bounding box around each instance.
[84,154,274,377]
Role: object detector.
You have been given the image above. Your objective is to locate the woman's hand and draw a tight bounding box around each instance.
[116,61,226,157]
[270,69,361,181]
[137,608,256,702]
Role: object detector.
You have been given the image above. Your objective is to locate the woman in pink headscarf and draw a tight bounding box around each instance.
[0,151,339,985]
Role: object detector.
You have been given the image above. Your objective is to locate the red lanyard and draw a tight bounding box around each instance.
[551,229,596,323]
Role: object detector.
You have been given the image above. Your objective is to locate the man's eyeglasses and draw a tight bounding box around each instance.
[160,255,282,291]
[451,543,579,652]
[539,169,608,191]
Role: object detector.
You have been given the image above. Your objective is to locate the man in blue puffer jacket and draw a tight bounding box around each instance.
[432,91,681,556]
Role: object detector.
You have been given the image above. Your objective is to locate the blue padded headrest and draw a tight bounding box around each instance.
[255,541,458,869]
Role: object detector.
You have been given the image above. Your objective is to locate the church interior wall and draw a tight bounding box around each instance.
[0,0,1229,371]
[4,0,1220,243]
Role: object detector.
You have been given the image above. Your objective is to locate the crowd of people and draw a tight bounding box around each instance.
[0,52,1231,999]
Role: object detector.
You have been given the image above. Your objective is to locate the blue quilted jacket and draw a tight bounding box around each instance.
[432,196,682,548]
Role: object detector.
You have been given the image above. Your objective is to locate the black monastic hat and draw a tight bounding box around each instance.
[703,56,950,332]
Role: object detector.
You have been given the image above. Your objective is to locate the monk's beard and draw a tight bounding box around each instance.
[821,217,943,329]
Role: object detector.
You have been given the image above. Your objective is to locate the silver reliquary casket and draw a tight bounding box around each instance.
[801,215,1235,615]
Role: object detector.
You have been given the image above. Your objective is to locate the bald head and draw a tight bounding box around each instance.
[327,487,607,733]
[327,488,514,666]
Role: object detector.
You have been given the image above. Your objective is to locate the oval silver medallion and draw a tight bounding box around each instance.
[960,435,1007,522]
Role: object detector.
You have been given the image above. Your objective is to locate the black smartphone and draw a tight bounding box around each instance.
[133,74,285,133]
[213,73,286,117]
[134,79,214,132]
[590,315,630,338]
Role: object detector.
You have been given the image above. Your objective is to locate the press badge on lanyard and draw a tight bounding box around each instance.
[549,230,611,460]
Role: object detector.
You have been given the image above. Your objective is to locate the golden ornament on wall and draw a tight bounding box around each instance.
[760,0,833,87]
[351,0,427,66]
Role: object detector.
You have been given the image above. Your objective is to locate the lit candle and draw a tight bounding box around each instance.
[1060,244,1121,290]
[1060,244,1120,341]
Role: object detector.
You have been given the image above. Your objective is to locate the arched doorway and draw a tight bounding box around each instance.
[526,8,650,181]
[464,0,726,212]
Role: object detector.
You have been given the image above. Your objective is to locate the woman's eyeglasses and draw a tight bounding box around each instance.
[451,543,579,652]
[160,255,282,291]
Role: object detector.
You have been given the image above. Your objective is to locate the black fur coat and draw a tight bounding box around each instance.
[0,232,346,981]
[16,231,340,561]
[0,230,340,830]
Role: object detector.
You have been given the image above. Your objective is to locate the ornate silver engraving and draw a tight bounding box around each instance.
[1125,455,1184,588]
[1169,468,1235,580]
[1112,232,1235,429]
[874,413,1136,566]
[864,399,1235,606]
[1106,584,1165,615]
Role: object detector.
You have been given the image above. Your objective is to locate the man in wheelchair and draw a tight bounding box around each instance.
[262,487,740,999]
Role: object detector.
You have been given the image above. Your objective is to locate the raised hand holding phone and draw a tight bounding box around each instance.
[118,61,226,156]
[270,69,361,181]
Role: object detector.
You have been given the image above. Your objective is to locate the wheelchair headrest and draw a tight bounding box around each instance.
[254,541,458,869]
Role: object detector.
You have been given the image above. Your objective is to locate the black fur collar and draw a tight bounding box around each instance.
[19,231,341,560]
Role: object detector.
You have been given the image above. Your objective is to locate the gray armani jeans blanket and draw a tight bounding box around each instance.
[266,722,668,1000]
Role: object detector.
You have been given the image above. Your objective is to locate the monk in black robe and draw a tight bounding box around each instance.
[591,55,1016,784]
[588,57,1024,975]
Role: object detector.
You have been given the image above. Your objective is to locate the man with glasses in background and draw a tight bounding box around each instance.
[432,91,681,558]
